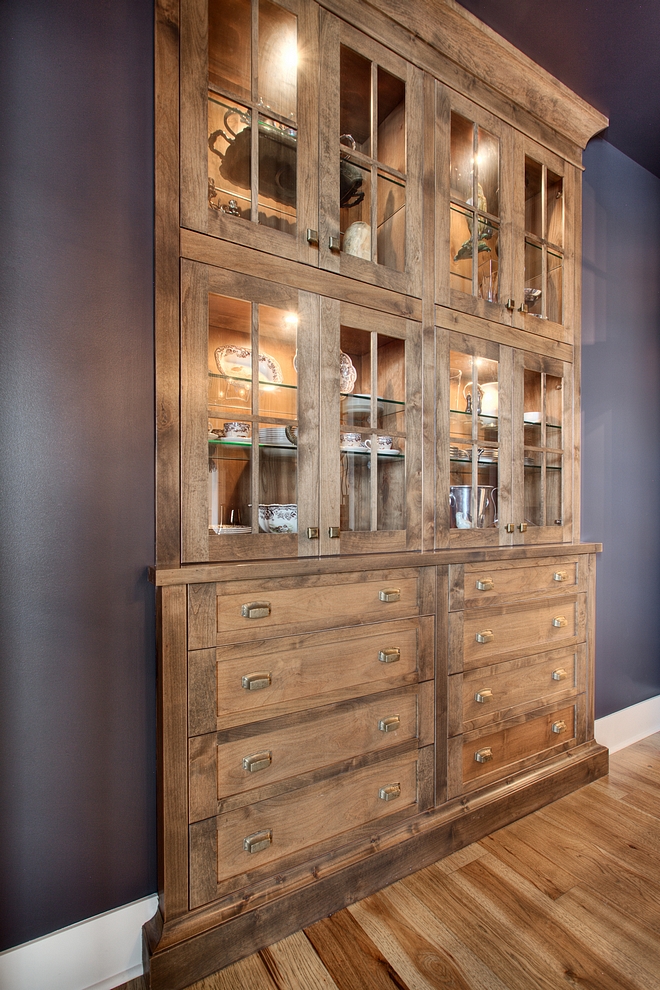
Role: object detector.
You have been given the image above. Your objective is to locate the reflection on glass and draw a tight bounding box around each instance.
[340,159,371,256]
[340,46,371,156]
[208,438,251,531]
[449,350,499,530]
[524,450,543,527]
[258,0,297,120]
[450,205,473,293]
[377,67,405,172]
[340,433,370,532]
[378,438,405,531]
[478,221,499,302]
[258,115,297,233]
[477,126,499,217]
[525,240,543,316]
[547,251,563,324]
[525,157,542,237]
[546,452,562,527]
[377,173,405,271]
[208,0,251,101]
[258,305,298,417]
[450,113,473,203]
[208,97,252,218]
[546,170,563,247]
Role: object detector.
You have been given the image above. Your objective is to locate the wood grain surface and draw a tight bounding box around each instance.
[127,733,660,990]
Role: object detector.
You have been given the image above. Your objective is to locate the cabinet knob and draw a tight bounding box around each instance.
[553,570,568,582]
[475,578,494,591]
[552,720,567,734]
[379,589,400,603]
[378,783,401,802]
[307,527,319,539]
[242,751,272,773]
[518,522,527,533]
[474,689,493,704]
[306,228,319,245]
[329,236,341,252]
[241,601,271,619]
[243,830,273,854]
[378,715,401,733]
[552,668,568,681]
[474,747,493,764]
[475,630,494,644]
[505,298,515,311]
[378,648,401,664]
[505,523,515,534]
[552,615,568,628]
[328,526,340,538]
[241,672,272,691]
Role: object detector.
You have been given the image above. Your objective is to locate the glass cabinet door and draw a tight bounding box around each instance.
[445,339,505,547]
[181,261,319,562]
[523,156,564,324]
[320,303,422,554]
[181,0,317,263]
[511,351,572,545]
[319,16,423,296]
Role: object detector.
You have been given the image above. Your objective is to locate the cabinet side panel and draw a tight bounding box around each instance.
[181,260,210,562]
[155,0,181,567]
[188,582,217,650]
[180,0,208,232]
[158,585,189,918]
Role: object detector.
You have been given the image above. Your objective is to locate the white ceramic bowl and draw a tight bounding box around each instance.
[258,503,298,534]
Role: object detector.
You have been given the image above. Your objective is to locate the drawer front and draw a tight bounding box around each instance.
[462,704,578,783]
[216,571,424,643]
[188,688,426,822]
[457,594,586,670]
[451,557,583,610]
[452,645,584,734]
[191,750,419,896]
[189,616,433,733]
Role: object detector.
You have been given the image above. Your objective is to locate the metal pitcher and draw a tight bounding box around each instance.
[449,485,498,529]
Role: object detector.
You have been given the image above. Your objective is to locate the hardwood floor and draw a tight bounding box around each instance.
[122,733,660,990]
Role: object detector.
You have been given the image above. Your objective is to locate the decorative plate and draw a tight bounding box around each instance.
[340,351,357,394]
[215,345,283,384]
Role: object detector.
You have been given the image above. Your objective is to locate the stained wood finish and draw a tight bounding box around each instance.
[451,554,584,609]
[130,735,660,990]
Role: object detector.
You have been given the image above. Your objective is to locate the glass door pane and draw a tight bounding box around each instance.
[208,293,298,537]
[208,0,298,234]
[339,327,406,533]
[522,368,564,534]
[524,156,564,322]
[449,350,499,531]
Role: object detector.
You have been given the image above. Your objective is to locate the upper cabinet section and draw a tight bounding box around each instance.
[318,15,423,297]
[181,0,320,264]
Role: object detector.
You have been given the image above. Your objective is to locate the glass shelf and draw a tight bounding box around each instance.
[209,371,297,390]
[340,448,404,457]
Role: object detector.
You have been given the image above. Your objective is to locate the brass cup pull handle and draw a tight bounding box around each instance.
[552,720,567,734]
[552,615,568,628]
[378,648,401,664]
[241,672,272,691]
[476,578,494,591]
[552,668,568,681]
[475,630,494,644]
[474,689,493,704]
[379,589,400,603]
[242,751,272,773]
[378,715,401,733]
[241,601,271,619]
[379,783,401,802]
[553,570,568,582]
[475,747,493,764]
[243,830,273,854]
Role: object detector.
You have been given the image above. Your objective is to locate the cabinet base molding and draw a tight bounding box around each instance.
[143,740,608,990]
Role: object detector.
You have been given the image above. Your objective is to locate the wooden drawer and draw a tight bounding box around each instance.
[448,698,585,797]
[450,556,585,610]
[188,683,432,822]
[188,615,434,734]
[214,568,432,644]
[448,645,585,735]
[450,593,586,672]
[189,749,420,906]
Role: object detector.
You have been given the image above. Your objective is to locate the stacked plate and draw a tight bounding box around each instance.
[259,426,296,446]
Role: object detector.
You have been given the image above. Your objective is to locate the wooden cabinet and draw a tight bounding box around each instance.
[147,0,608,986]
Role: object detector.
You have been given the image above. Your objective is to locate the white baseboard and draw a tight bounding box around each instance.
[0,894,158,990]
[2,700,659,990]
[595,695,660,753]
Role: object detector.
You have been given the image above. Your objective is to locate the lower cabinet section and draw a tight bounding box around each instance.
[145,548,606,990]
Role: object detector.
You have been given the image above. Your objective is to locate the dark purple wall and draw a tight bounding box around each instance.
[581,137,660,718]
[0,0,157,950]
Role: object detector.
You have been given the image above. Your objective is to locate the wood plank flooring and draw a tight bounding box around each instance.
[121,733,660,990]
